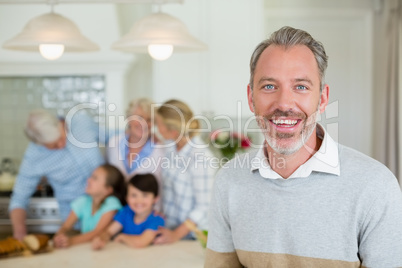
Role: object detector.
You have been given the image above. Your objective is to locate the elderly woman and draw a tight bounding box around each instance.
[9,109,104,240]
[107,98,164,207]
[153,99,217,244]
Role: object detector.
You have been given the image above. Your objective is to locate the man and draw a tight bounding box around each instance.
[9,109,104,240]
[205,26,402,267]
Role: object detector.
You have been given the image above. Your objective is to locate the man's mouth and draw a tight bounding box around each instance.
[271,119,299,127]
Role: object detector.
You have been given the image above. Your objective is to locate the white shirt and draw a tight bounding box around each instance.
[251,125,340,179]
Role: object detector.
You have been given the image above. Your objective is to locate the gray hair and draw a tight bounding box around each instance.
[126,98,154,119]
[249,26,328,91]
[24,110,61,144]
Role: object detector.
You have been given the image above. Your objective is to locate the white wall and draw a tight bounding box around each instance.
[114,4,154,108]
[150,0,376,156]
[0,0,386,159]
[151,0,264,119]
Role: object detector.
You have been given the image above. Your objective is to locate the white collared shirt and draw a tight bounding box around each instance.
[251,125,340,179]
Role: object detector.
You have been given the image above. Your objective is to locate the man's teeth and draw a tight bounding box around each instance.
[272,119,298,127]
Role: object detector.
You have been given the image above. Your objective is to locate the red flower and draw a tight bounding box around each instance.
[241,138,251,148]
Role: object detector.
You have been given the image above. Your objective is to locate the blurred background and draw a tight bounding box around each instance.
[0,0,400,184]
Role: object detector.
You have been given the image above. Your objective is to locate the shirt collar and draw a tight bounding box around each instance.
[251,124,340,179]
[121,137,153,173]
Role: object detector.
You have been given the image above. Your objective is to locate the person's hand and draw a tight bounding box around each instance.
[152,210,165,219]
[92,237,106,250]
[113,234,126,244]
[153,227,179,245]
[13,224,27,241]
[53,233,70,248]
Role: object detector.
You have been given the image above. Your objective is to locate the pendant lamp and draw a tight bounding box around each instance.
[112,11,207,61]
[3,11,99,60]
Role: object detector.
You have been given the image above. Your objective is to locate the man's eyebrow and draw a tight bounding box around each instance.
[256,77,315,87]
[293,78,314,85]
[257,77,277,85]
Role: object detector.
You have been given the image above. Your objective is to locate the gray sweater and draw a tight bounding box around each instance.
[205,145,402,268]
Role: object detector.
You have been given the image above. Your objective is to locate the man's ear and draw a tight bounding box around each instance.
[319,84,329,113]
[247,84,255,113]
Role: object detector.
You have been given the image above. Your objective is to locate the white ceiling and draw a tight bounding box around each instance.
[0,0,183,4]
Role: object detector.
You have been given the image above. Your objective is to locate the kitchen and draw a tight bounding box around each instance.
[0,0,401,266]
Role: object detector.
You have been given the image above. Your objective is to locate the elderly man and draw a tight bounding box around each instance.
[205,26,402,267]
[9,109,104,240]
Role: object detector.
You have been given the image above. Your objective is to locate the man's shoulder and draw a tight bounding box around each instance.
[215,149,258,185]
[68,111,96,132]
[22,142,52,162]
[339,144,392,172]
[338,144,397,188]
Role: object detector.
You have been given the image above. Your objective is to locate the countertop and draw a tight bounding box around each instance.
[0,241,205,268]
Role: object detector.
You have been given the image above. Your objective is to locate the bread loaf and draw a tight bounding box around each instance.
[0,237,26,256]
[23,234,49,252]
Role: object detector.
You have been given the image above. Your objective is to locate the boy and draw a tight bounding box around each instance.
[92,173,164,249]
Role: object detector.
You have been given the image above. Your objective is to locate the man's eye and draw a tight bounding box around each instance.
[264,84,275,90]
[296,85,307,90]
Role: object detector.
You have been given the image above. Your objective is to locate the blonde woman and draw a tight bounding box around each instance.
[107,98,164,210]
[153,99,216,244]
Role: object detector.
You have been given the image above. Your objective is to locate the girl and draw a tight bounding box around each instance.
[153,99,216,244]
[92,173,164,249]
[53,164,125,248]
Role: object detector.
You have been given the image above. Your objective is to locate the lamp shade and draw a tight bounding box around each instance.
[2,12,99,52]
[111,12,207,53]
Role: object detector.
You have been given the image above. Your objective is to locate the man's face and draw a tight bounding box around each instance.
[247,45,329,155]
[42,124,67,150]
[127,107,151,140]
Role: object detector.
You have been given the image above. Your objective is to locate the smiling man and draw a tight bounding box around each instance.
[205,27,402,268]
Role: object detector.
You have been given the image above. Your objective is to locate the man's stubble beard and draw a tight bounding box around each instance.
[254,101,320,155]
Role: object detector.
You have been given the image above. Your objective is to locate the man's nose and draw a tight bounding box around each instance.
[275,89,294,110]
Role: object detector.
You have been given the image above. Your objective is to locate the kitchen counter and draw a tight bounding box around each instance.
[0,241,205,268]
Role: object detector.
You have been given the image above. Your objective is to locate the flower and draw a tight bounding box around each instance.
[210,130,251,160]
